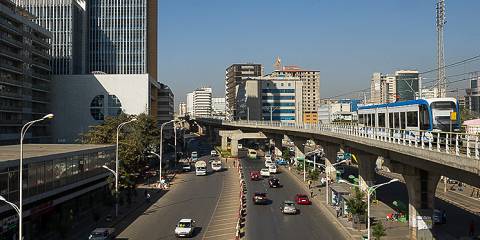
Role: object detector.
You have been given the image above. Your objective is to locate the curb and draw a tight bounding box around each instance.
[281,166,357,240]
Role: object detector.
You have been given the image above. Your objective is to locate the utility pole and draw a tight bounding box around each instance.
[436,0,447,97]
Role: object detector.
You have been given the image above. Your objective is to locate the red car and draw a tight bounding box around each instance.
[250,171,261,180]
[295,194,312,205]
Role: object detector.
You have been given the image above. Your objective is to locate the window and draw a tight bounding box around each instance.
[389,113,393,128]
[400,112,406,129]
[378,113,385,127]
[394,112,400,128]
[359,114,364,124]
[90,94,122,120]
[407,111,418,127]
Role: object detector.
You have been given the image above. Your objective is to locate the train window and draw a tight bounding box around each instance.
[370,114,374,126]
[389,113,393,129]
[359,114,364,124]
[394,112,400,128]
[400,112,406,129]
[407,111,418,127]
[378,113,385,127]
[419,105,430,130]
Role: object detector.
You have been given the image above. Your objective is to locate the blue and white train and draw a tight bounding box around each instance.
[357,98,460,134]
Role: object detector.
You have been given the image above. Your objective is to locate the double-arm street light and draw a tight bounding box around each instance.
[19,113,54,239]
[339,179,399,240]
[108,118,136,217]
[158,119,176,188]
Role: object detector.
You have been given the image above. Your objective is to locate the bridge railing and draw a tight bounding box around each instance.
[223,120,480,159]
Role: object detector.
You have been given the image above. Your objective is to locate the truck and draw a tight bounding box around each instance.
[211,160,222,172]
[179,159,192,172]
[195,160,207,176]
[191,151,198,162]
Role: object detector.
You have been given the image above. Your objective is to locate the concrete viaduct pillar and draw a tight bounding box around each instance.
[323,143,341,181]
[266,134,284,157]
[221,136,228,150]
[354,151,377,191]
[231,138,239,157]
[292,137,306,164]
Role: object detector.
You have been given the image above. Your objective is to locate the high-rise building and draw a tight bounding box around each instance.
[272,65,320,124]
[225,64,263,119]
[192,87,212,117]
[186,92,194,116]
[88,0,157,75]
[16,0,87,74]
[178,102,187,117]
[466,72,480,113]
[370,73,396,104]
[157,83,174,126]
[1,0,52,145]
[395,70,419,101]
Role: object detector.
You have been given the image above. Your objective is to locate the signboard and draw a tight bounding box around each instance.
[416,216,432,230]
[450,112,457,121]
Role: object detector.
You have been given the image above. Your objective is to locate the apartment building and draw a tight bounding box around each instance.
[0,0,52,145]
[370,72,396,104]
[192,87,212,117]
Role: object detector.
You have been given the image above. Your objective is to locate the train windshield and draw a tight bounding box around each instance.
[430,101,457,131]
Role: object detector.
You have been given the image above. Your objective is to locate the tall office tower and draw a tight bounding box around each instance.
[16,0,87,74]
[225,64,263,120]
[272,65,320,124]
[466,72,480,113]
[212,97,226,117]
[193,87,212,117]
[157,83,174,125]
[178,102,187,117]
[0,0,52,144]
[370,73,396,104]
[186,92,194,116]
[395,70,419,101]
[88,0,157,76]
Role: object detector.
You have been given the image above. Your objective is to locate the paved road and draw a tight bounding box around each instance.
[242,157,346,240]
[117,149,226,239]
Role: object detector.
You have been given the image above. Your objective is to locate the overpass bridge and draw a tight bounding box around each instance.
[196,118,480,240]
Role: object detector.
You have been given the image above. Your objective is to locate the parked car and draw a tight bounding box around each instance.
[295,194,312,205]
[268,178,282,188]
[252,192,269,204]
[276,158,288,165]
[260,168,271,177]
[250,171,261,180]
[433,209,447,224]
[265,159,274,167]
[280,200,298,214]
[88,228,115,240]
[174,218,195,237]
[265,154,272,161]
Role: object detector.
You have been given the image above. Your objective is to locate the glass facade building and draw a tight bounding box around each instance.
[395,70,419,102]
[15,0,88,75]
[88,0,157,75]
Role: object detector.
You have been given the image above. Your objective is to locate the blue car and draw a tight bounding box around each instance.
[276,158,288,165]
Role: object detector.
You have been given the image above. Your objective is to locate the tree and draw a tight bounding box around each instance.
[372,222,386,240]
[345,187,367,224]
[308,169,320,181]
[282,148,291,160]
[80,113,160,188]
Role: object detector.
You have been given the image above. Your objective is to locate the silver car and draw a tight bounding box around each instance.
[280,200,298,214]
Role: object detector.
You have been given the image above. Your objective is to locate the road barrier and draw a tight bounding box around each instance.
[236,158,246,239]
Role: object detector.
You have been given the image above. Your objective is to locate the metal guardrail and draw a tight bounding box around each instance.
[200,118,480,160]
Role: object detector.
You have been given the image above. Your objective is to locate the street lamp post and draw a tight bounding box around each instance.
[339,179,399,240]
[321,160,348,206]
[19,113,53,240]
[159,120,175,188]
[114,118,136,217]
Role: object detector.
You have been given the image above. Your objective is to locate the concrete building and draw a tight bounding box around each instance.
[272,65,320,124]
[0,144,114,239]
[178,102,187,117]
[157,83,174,125]
[318,101,355,124]
[51,74,160,143]
[465,72,480,114]
[192,87,212,117]
[87,0,157,76]
[233,75,303,124]
[370,73,396,104]
[416,88,438,99]
[0,0,52,145]
[212,97,226,117]
[225,64,263,119]
[395,70,419,101]
[16,0,88,74]
[186,92,194,116]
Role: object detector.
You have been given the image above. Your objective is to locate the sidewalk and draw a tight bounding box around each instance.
[70,171,177,240]
[282,166,409,240]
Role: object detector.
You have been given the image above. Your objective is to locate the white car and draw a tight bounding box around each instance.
[175,219,195,237]
[264,160,274,167]
[268,165,277,174]
[260,168,271,177]
[265,154,272,161]
[210,150,217,156]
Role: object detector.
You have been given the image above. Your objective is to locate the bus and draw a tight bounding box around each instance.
[357,98,460,140]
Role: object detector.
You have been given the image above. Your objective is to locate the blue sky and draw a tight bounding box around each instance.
[158,0,480,104]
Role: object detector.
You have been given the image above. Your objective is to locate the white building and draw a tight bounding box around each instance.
[212,97,226,117]
[192,87,212,117]
[318,101,354,124]
[178,102,187,117]
[51,74,161,143]
[186,92,194,116]
[370,73,396,104]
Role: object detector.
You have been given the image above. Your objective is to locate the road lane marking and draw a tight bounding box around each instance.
[203,232,235,239]
[203,226,236,233]
[206,222,237,228]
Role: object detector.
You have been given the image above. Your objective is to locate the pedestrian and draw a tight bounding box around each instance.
[233,160,236,168]
[308,180,312,189]
[226,157,228,164]
[469,220,475,236]
[335,205,340,218]
[320,177,326,186]
[146,193,151,203]
[310,189,314,198]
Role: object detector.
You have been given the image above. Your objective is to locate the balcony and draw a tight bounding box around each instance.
[0,77,23,87]
[0,105,22,113]
[31,84,50,92]
[31,35,50,49]
[0,32,22,48]
[31,97,49,104]
[31,49,50,60]
[0,63,23,74]
[31,62,51,71]
[0,18,21,34]
[0,49,23,62]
